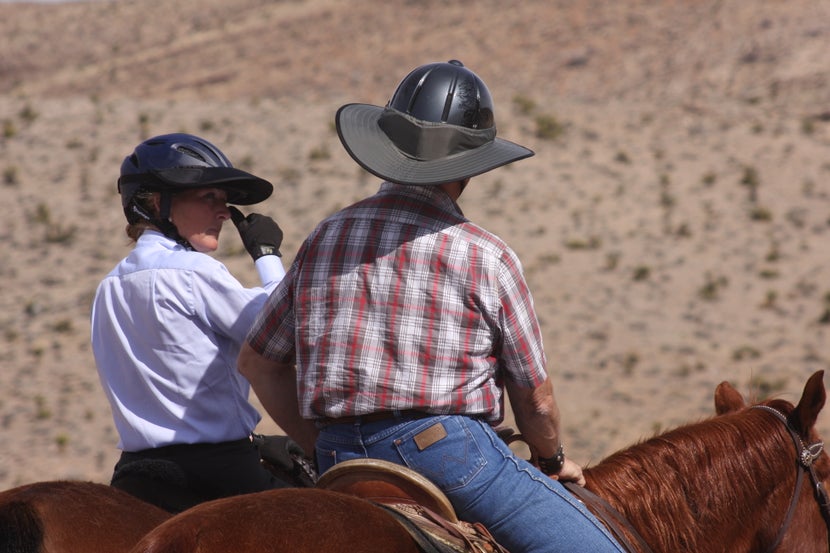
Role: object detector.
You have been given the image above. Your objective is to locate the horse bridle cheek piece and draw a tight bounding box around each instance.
[752,405,830,553]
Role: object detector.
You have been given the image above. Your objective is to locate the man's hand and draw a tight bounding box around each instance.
[548,457,586,487]
[229,206,283,261]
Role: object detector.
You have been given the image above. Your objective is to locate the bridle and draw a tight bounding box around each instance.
[752,405,830,552]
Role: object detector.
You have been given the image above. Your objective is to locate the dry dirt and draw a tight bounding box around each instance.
[1,0,830,489]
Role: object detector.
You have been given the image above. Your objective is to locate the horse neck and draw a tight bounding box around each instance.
[583,407,796,553]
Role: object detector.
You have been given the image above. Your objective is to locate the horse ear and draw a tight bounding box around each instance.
[714,381,745,414]
[793,370,826,434]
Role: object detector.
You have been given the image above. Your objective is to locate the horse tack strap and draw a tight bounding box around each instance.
[377,504,448,553]
[563,482,655,553]
[377,502,511,553]
[766,465,807,553]
[751,405,830,553]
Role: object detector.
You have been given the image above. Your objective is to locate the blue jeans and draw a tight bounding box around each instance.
[316,414,624,553]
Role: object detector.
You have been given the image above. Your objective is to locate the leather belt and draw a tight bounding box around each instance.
[317,409,432,428]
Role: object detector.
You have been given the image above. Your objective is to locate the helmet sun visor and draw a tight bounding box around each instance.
[119,166,273,206]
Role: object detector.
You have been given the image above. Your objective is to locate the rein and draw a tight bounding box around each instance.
[751,405,830,552]
[562,481,655,553]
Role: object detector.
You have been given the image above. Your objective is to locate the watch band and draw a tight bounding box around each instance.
[537,444,565,475]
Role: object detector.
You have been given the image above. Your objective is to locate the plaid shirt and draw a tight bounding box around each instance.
[247,182,548,424]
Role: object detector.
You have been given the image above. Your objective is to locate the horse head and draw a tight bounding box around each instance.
[712,371,830,552]
[759,370,830,553]
[585,370,830,553]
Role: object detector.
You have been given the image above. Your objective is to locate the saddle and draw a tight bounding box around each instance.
[316,458,510,553]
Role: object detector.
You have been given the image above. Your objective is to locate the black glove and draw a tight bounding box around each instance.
[229,206,283,261]
[252,434,306,472]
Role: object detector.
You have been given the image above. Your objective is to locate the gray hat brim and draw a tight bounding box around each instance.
[336,104,534,185]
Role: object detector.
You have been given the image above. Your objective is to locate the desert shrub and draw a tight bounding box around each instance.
[19,104,38,123]
[513,94,536,115]
[632,266,651,281]
[33,203,51,224]
[534,114,564,140]
[740,165,760,202]
[45,224,78,244]
[749,206,772,221]
[701,171,717,186]
[564,236,601,250]
[309,144,330,161]
[237,155,255,171]
[35,396,51,420]
[3,119,16,138]
[3,166,19,185]
[698,274,728,301]
[750,375,788,398]
[51,319,74,333]
[732,345,760,361]
[760,290,777,309]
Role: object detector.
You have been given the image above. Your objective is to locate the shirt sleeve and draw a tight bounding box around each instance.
[496,247,549,388]
[192,260,277,346]
[254,254,286,287]
[245,260,298,363]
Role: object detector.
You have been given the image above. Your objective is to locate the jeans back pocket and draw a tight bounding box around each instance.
[393,416,486,492]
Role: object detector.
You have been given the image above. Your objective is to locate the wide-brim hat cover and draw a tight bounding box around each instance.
[119,166,273,206]
[118,133,273,206]
[335,60,534,186]
[142,166,273,205]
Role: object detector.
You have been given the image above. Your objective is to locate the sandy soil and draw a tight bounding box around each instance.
[1,0,830,488]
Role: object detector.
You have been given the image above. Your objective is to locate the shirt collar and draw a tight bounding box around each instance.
[137,229,187,251]
[378,181,465,217]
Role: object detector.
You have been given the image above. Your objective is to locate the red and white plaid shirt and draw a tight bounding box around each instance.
[247,182,548,424]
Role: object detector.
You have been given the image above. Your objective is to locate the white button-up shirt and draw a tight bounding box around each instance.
[92,230,285,451]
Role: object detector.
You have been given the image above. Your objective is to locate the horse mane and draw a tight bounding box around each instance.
[0,500,43,553]
[0,480,170,553]
[584,398,800,552]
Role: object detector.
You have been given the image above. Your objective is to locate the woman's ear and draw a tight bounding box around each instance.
[150,192,164,218]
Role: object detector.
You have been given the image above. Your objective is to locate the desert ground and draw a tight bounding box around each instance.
[1,0,830,489]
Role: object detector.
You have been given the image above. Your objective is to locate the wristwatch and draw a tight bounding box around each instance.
[537,444,565,475]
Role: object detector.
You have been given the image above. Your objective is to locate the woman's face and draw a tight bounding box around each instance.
[169,188,230,253]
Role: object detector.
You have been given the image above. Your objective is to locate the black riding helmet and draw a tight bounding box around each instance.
[335,60,533,185]
[118,133,273,224]
[387,59,495,130]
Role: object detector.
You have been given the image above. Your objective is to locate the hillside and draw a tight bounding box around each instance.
[1,0,830,488]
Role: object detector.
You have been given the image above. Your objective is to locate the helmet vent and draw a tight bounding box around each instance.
[175,144,208,164]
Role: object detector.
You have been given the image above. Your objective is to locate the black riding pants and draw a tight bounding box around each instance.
[110,437,291,513]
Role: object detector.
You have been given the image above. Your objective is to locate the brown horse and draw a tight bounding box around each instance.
[130,487,422,553]
[126,370,830,553]
[4,372,828,553]
[0,480,171,553]
[582,369,830,552]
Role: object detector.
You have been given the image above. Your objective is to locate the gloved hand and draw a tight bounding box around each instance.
[229,206,283,261]
[252,434,306,472]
